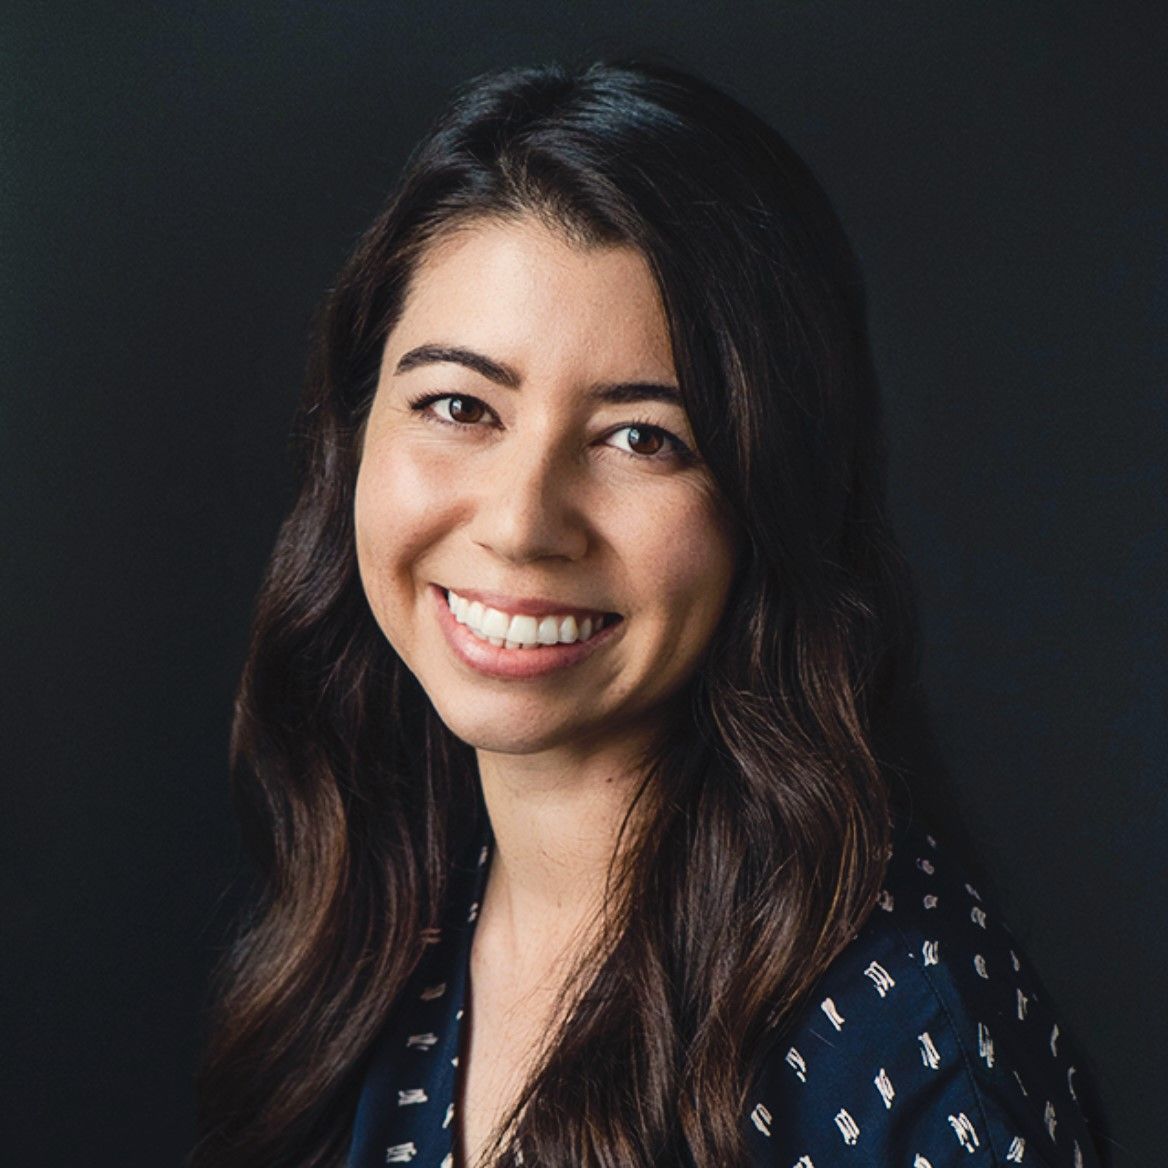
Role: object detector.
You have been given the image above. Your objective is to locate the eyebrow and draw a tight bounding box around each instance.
[394,343,683,408]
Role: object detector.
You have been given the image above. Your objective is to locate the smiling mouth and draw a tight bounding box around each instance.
[443,588,622,650]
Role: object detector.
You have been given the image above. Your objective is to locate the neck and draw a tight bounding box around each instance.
[473,736,649,975]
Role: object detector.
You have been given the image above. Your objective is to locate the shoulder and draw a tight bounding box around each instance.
[744,819,1102,1167]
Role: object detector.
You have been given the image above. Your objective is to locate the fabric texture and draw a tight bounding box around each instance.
[347,816,1103,1167]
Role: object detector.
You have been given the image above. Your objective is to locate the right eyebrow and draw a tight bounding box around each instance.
[394,344,520,389]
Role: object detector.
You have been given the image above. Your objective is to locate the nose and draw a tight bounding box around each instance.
[468,439,590,565]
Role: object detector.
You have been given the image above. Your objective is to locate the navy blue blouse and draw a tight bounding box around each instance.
[348,817,1103,1166]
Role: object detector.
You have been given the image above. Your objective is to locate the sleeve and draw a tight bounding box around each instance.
[742,837,1104,1167]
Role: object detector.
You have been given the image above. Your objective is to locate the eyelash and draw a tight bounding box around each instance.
[405,391,695,463]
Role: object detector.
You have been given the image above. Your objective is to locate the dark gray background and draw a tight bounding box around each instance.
[2,2,1163,1165]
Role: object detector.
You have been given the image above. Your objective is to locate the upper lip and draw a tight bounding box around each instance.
[438,584,618,619]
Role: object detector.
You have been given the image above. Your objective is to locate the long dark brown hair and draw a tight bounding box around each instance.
[193,59,920,1167]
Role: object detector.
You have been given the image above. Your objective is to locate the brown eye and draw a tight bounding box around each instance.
[447,396,485,423]
[625,426,663,456]
[606,422,691,462]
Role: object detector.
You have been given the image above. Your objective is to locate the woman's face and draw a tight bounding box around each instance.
[354,215,737,764]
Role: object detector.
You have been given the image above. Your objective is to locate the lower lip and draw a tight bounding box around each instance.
[431,585,624,680]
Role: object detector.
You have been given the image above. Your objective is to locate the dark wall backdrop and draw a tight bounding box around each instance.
[3,2,1163,1165]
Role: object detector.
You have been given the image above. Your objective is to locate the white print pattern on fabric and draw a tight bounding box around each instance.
[978,1021,996,1068]
[950,1111,980,1151]
[345,818,1105,1167]
[834,1108,860,1145]
[820,997,846,1030]
[749,1102,772,1136]
[863,961,896,997]
[741,822,1104,1166]
[918,1031,941,1070]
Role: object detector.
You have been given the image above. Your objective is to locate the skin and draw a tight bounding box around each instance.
[353,214,738,1163]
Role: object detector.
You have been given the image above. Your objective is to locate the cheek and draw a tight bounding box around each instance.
[613,487,737,629]
[665,529,737,645]
[353,442,464,608]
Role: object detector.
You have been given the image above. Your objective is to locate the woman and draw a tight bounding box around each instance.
[194,61,1104,1167]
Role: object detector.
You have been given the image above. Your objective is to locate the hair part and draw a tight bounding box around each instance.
[193,58,919,1168]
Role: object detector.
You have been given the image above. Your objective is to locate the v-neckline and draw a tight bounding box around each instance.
[345,826,493,1168]
[447,831,493,1164]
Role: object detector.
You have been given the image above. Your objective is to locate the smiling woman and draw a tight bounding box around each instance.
[191,61,1105,1168]
[354,219,735,753]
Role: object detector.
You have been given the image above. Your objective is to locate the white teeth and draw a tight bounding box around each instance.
[504,614,539,647]
[481,607,510,639]
[445,589,611,649]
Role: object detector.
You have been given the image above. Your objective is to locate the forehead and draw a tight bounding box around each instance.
[385,216,676,383]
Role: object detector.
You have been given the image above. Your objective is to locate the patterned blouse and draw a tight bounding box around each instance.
[347,815,1103,1166]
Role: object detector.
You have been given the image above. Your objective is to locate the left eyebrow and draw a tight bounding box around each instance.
[590,381,684,408]
[394,343,683,408]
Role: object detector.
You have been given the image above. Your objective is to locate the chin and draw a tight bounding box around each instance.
[437,715,567,756]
